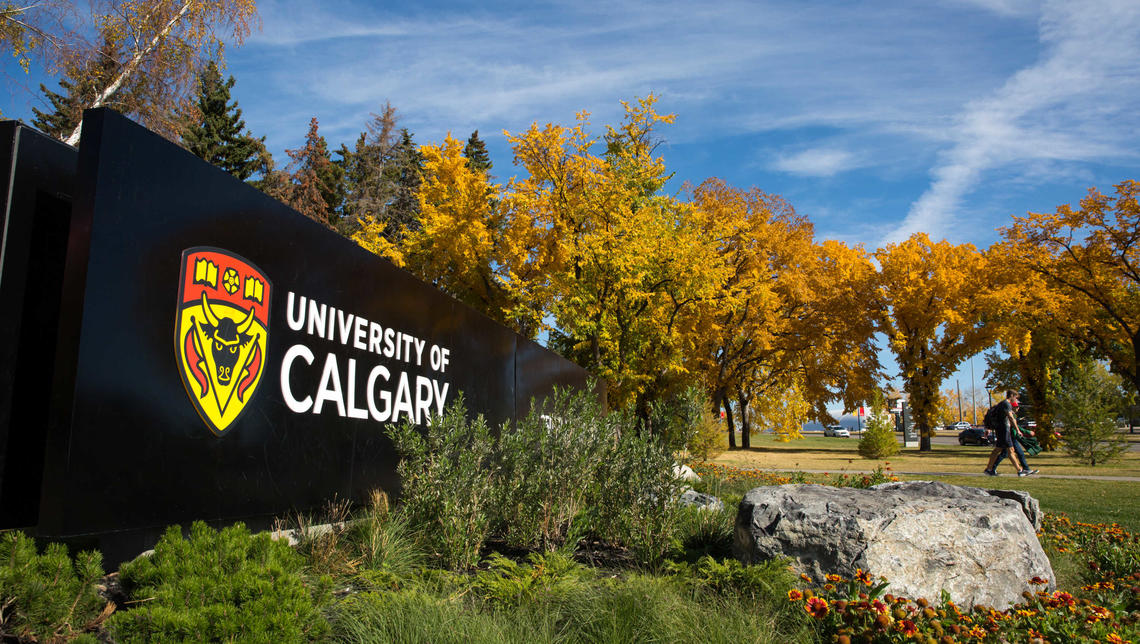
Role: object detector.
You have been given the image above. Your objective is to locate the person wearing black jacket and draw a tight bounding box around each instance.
[983,390,1036,476]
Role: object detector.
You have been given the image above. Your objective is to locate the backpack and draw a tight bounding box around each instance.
[983,402,1005,430]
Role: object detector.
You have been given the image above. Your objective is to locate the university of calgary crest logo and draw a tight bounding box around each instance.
[175,247,271,435]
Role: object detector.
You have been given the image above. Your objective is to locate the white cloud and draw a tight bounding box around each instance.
[885,0,1140,245]
[771,148,858,177]
[208,0,1140,252]
[240,0,1018,151]
[942,0,1039,17]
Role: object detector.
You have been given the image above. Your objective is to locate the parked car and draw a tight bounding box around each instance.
[958,426,994,446]
[824,425,851,438]
[947,421,972,431]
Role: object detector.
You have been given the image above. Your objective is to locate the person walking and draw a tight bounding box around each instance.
[992,397,1039,476]
[983,390,1034,476]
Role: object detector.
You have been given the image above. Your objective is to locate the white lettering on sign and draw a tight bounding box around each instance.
[279,344,449,425]
[280,291,453,426]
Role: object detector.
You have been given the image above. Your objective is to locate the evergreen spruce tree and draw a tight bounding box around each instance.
[1056,359,1129,466]
[341,105,398,224]
[181,62,262,181]
[462,129,492,174]
[384,128,424,240]
[285,117,344,225]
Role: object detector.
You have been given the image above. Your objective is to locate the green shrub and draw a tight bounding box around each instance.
[673,503,734,562]
[389,388,684,567]
[107,521,331,643]
[1056,360,1129,466]
[587,411,686,564]
[494,387,613,551]
[386,394,497,570]
[686,408,727,461]
[0,531,107,642]
[473,551,592,608]
[857,392,899,459]
[647,385,708,452]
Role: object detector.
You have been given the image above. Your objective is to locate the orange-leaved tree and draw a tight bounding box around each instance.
[688,179,879,448]
[1002,180,1140,397]
[874,233,1021,451]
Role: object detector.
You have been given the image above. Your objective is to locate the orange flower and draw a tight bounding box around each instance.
[1052,591,1075,606]
[871,599,888,615]
[855,568,873,586]
[788,589,803,601]
[896,619,918,636]
[1029,576,1049,585]
[805,596,830,619]
[826,574,844,582]
[1106,634,1126,644]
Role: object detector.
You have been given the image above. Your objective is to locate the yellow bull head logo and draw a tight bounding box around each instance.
[176,248,271,435]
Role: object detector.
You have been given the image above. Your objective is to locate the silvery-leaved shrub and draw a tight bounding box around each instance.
[494,387,613,551]
[386,394,496,570]
[586,408,685,564]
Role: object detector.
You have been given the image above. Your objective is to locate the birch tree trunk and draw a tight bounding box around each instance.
[64,0,193,145]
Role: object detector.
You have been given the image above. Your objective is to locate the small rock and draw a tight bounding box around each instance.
[679,488,724,511]
[674,463,701,482]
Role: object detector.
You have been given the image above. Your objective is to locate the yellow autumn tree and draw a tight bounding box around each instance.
[874,233,1021,451]
[353,133,529,330]
[932,388,959,426]
[978,260,1074,452]
[502,96,729,419]
[358,96,732,422]
[1002,180,1140,395]
[750,371,810,442]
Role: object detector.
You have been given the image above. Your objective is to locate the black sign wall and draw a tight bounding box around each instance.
[0,110,590,561]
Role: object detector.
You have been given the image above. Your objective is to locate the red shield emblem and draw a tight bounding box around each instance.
[175,247,271,435]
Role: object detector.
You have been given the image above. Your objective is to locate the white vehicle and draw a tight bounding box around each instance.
[949,421,972,431]
[823,425,850,438]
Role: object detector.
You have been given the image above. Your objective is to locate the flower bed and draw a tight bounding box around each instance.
[790,515,1140,643]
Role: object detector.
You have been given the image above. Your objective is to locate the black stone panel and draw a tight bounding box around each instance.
[32,109,588,545]
[0,123,77,528]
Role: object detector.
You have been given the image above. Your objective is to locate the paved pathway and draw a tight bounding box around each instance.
[739,466,1140,482]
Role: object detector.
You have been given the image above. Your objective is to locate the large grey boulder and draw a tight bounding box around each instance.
[735,483,1054,609]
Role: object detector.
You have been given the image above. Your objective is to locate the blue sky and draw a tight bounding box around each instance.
[5,0,1140,402]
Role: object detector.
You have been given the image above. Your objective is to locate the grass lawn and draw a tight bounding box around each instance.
[896,474,1140,531]
[707,432,1140,532]
[712,432,1140,478]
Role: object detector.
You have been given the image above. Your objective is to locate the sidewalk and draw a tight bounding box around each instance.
[739,467,1140,482]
